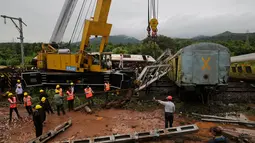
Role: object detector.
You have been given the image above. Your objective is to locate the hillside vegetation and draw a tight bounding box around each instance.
[0,31,255,66]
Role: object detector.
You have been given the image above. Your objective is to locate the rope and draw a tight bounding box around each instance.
[70,0,87,44]
[76,0,93,42]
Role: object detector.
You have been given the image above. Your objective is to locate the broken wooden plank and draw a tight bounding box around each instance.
[201,118,255,126]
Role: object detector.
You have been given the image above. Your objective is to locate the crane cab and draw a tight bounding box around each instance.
[36,44,112,73]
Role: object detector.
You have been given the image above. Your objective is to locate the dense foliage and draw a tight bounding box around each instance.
[0,31,255,66]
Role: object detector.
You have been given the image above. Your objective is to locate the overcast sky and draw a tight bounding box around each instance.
[0,0,255,43]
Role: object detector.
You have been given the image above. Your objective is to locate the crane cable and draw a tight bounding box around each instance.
[76,0,93,42]
[69,0,88,44]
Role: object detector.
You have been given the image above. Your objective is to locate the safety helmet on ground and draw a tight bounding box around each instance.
[55,89,60,94]
[17,80,20,83]
[70,82,74,86]
[167,96,172,101]
[40,89,44,93]
[24,92,28,96]
[56,85,60,89]
[41,97,46,102]
[8,93,13,97]
[35,105,42,110]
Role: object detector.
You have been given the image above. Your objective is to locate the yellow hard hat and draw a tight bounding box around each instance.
[41,97,46,102]
[1,75,4,77]
[40,89,44,93]
[55,89,60,94]
[70,82,74,85]
[35,105,42,110]
[17,80,20,83]
[8,93,13,97]
[6,91,10,94]
[24,92,28,96]
[56,85,60,88]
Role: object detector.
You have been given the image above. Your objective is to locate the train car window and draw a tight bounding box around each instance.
[237,66,242,73]
[123,55,131,58]
[231,67,236,73]
[245,66,252,73]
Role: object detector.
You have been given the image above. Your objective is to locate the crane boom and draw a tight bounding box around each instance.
[50,0,78,43]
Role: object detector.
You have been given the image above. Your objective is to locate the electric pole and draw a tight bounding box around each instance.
[1,15,27,67]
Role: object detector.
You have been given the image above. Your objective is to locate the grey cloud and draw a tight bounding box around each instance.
[0,0,255,42]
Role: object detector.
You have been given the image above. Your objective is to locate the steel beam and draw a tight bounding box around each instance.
[62,124,199,143]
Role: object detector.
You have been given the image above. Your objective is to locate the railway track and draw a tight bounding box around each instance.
[226,82,255,92]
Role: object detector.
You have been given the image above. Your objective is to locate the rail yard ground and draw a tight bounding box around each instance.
[0,86,255,143]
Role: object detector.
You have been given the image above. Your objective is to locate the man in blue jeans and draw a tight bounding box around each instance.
[154,96,175,128]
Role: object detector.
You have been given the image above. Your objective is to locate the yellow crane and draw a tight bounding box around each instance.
[23,0,159,89]
[36,0,158,73]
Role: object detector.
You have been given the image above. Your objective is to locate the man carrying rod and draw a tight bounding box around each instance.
[154,96,175,128]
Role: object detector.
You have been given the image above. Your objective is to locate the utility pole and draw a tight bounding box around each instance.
[1,15,27,67]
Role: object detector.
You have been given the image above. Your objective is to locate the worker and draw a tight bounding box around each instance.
[70,82,75,95]
[119,52,124,69]
[154,96,175,128]
[53,90,65,116]
[104,81,110,103]
[16,79,22,87]
[39,89,54,114]
[39,97,47,123]
[106,58,112,70]
[84,85,94,107]
[23,92,33,115]
[56,85,63,96]
[32,105,43,137]
[66,87,74,111]
[15,84,23,104]
[8,92,21,122]
[208,126,229,143]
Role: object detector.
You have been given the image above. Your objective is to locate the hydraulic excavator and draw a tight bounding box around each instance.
[22,0,164,90]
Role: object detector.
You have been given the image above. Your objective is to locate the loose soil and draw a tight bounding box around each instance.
[1,106,254,143]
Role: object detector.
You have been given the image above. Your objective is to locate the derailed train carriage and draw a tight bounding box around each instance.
[167,43,231,102]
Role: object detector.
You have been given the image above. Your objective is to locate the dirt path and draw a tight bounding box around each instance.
[0,107,253,143]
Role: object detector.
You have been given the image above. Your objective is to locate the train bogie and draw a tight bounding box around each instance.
[168,43,230,92]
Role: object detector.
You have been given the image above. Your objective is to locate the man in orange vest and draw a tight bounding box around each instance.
[84,85,94,107]
[66,87,74,111]
[104,81,110,103]
[8,93,21,122]
[23,92,33,115]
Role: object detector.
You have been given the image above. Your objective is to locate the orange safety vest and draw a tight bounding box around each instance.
[84,88,93,98]
[66,91,74,101]
[23,96,32,106]
[8,97,17,108]
[105,83,110,91]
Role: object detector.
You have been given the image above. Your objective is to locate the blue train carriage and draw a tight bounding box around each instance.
[167,43,231,101]
[229,53,255,81]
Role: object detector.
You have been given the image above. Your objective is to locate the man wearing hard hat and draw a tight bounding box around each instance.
[8,92,21,122]
[32,105,43,137]
[23,92,33,115]
[15,80,24,103]
[154,96,175,128]
[39,89,54,114]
